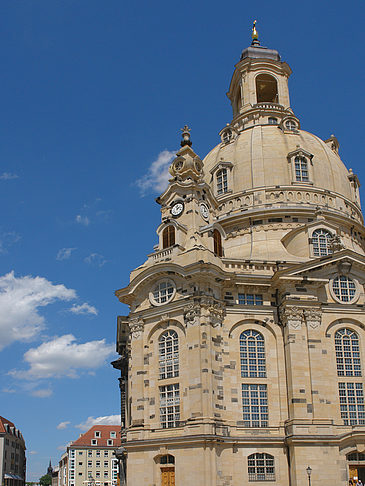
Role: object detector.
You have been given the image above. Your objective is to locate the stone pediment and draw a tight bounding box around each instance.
[274,249,365,283]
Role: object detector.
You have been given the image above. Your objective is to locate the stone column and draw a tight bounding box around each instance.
[128,316,145,428]
[280,306,313,420]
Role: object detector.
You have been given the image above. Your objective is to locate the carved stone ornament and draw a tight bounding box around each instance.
[279,306,304,329]
[129,317,144,339]
[328,234,345,253]
[303,309,322,329]
[184,303,201,326]
[200,297,226,328]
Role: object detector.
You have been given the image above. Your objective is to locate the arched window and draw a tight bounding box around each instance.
[335,328,361,377]
[162,225,175,249]
[247,453,275,481]
[216,168,228,195]
[255,74,278,103]
[294,156,309,182]
[159,330,179,379]
[268,117,278,125]
[312,229,333,256]
[213,229,223,257]
[240,330,266,377]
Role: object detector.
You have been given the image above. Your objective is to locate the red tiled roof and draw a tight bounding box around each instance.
[0,416,16,434]
[70,425,121,448]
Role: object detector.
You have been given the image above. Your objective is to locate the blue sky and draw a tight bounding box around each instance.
[0,0,364,481]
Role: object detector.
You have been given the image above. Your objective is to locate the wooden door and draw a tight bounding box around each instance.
[161,467,175,486]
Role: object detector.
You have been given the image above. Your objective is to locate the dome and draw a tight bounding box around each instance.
[203,125,358,213]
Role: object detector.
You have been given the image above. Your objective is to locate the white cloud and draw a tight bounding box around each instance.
[10,334,115,380]
[2,387,16,393]
[69,303,98,316]
[56,248,76,261]
[57,421,71,430]
[76,215,90,226]
[84,253,107,267]
[28,451,38,455]
[0,271,76,350]
[0,172,18,180]
[76,415,121,431]
[0,232,21,254]
[135,150,176,196]
[31,388,53,398]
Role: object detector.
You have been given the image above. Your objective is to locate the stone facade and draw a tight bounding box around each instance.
[114,30,365,486]
[0,417,26,486]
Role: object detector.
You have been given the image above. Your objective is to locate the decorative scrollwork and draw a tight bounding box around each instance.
[184,303,201,326]
[279,306,304,329]
[129,316,144,339]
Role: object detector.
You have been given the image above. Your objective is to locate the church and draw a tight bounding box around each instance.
[113,23,365,486]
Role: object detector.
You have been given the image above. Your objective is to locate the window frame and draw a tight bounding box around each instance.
[162,225,175,249]
[159,329,179,380]
[149,279,176,306]
[287,148,313,184]
[338,382,365,425]
[242,383,268,427]
[159,383,180,429]
[311,228,333,257]
[330,275,359,304]
[240,330,266,378]
[247,453,275,482]
[335,328,361,377]
[213,229,223,257]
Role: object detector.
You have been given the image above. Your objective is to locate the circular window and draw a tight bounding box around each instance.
[285,120,297,131]
[149,279,176,306]
[331,276,357,303]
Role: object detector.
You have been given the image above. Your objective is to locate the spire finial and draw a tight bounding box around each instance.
[180,125,192,147]
[251,20,260,46]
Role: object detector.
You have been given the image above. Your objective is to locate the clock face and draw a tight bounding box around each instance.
[171,202,184,217]
[200,203,209,220]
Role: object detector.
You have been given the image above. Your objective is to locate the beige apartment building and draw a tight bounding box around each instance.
[0,417,26,486]
[114,24,365,486]
[68,426,120,486]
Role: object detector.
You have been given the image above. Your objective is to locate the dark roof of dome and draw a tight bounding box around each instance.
[240,45,281,61]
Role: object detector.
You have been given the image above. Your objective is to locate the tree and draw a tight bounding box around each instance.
[39,475,52,486]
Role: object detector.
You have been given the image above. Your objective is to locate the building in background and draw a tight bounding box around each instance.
[51,466,59,486]
[0,417,26,486]
[114,22,365,486]
[67,426,120,486]
[58,453,68,486]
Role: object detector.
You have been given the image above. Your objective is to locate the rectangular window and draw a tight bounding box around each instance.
[294,156,309,182]
[95,472,100,479]
[78,462,83,466]
[104,471,108,478]
[339,382,365,425]
[88,451,92,458]
[217,168,228,195]
[94,431,101,438]
[104,451,108,457]
[238,294,263,306]
[91,439,97,445]
[96,461,100,468]
[88,473,92,479]
[104,461,108,468]
[160,383,180,428]
[110,432,116,438]
[242,384,268,427]
[87,461,92,468]
[107,439,113,446]
[69,450,75,458]
[96,450,101,457]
